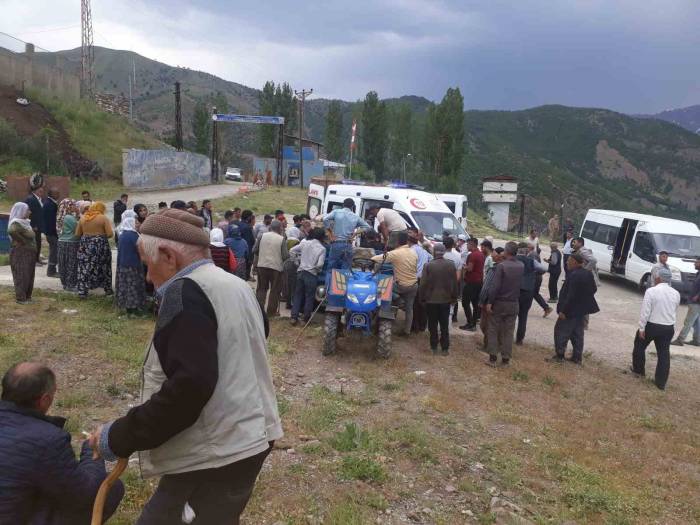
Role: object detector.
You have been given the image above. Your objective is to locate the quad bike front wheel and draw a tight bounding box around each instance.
[323,313,340,356]
[377,318,392,359]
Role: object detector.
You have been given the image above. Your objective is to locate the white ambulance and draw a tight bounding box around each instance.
[307,182,468,241]
[580,209,700,296]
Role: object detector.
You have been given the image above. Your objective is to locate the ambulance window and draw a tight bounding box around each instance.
[444,201,456,213]
[327,201,343,213]
[361,199,393,220]
[461,202,468,219]
[397,211,415,229]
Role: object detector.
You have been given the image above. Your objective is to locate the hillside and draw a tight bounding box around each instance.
[641,105,700,134]
[31,46,700,223]
[462,105,700,223]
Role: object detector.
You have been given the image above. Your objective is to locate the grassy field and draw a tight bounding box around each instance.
[1,286,699,524]
[212,186,309,216]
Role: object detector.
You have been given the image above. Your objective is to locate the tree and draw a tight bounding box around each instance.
[388,104,412,181]
[325,100,344,161]
[361,91,388,180]
[258,81,276,157]
[191,101,211,155]
[421,87,464,190]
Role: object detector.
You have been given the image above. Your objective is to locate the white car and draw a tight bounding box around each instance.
[225,167,242,182]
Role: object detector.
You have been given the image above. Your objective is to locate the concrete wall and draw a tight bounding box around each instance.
[0,46,80,100]
[123,149,211,191]
[488,202,511,231]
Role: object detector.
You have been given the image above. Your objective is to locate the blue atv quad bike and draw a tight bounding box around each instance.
[322,259,395,358]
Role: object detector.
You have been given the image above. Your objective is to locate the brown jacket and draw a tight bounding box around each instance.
[419,257,460,304]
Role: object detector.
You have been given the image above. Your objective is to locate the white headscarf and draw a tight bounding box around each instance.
[118,210,138,234]
[209,228,226,247]
[9,202,31,231]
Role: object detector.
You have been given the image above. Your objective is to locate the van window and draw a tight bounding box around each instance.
[444,201,456,213]
[594,224,619,246]
[582,220,598,240]
[461,202,468,219]
[307,197,322,218]
[633,232,656,263]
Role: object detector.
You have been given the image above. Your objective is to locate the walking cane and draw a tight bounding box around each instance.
[91,457,128,525]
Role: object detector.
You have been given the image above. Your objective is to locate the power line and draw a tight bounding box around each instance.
[18,25,80,35]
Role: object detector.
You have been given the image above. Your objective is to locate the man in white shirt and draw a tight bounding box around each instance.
[372,207,407,249]
[631,267,680,390]
[442,237,462,322]
[562,230,574,278]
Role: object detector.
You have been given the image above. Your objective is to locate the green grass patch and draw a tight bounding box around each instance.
[384,425,436,464]
[637,414,674,432]
[542,375,558,387]
[329,422,378,452]
[512,370,529,382]
[339,455,387,483]
[56,392,88,409]
[325,497,372,525]
[298,385,354,434]
[212,186,308,216]
[0,254,9,266]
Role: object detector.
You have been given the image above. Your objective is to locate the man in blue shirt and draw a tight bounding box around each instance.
[323,198,371,270]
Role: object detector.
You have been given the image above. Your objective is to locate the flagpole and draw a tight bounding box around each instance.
[348,119,356,180]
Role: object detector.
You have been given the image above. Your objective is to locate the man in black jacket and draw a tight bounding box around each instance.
[43,187,59,277]
[551,253,600,364]
[25,185,44,264]
[0,362,124,523]
[545,241,562,302]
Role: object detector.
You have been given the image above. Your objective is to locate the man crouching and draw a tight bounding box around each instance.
[0,363,124,523]
[90,209,283,525]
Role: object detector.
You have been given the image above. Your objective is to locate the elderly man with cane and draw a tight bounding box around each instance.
[89,208,283,525]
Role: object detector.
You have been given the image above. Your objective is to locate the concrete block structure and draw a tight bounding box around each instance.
[122,149,211,190]
[482,176,518,231]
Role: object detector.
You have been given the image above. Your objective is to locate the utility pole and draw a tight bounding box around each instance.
[294,88,313,188]
[519,193,526,238]
[402,153,412,183]
[174,82,183,151]
[128,71,132,120]
[211,106,218,183]
[80,0,95,99]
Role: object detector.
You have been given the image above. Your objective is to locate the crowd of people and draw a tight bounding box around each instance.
[4,188,700,523]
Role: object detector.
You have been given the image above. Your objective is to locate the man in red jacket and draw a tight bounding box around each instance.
[460,238,485,332]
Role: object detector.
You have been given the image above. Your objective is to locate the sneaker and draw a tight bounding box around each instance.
[543,307,553,318]
[546,355,564,363]
[441,349,449,356]
[290,319,299,326]
[670,339,684,347]
[566,357,582,365]
[459,324,470,330]
[431,347,438,355]
[501,358,510,366]
[515,339,523,346]
[688,341,700,347]
[486,355,498,367]
[15,300,30,305]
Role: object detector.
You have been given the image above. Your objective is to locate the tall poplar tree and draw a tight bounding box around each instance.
[361,91,388,180]
[324,100,344,161]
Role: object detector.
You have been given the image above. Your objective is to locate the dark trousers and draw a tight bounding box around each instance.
[563,255,570,278]
[461,281,482,326]
[533,274,548,311]
[548,271,561,300]
[46,234,58,275]
[487,300,519,359]
[291,270,317,321]
[256,267,282,316]
[34,229,42,263]
[412,285,427,333]
[136,446,271,525]
[632,322,674,390]
[328,241,353,270]
[554,316,585,361]
[516,289,534,343]
[426,303,451,351]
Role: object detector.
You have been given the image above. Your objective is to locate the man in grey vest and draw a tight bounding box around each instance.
[89,209,283,525]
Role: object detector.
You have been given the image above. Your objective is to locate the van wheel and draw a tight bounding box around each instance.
[322,313,340,356]
[639,273,652,293]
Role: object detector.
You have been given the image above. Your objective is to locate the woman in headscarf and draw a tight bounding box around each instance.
[209,227,237,274]
[7,202,36,304]
[57,199,79,292]
[133,203,148,232]
[115,210,146,315]
[75,201,114,298]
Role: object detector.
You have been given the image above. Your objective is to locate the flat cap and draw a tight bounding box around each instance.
[140,208,210,247]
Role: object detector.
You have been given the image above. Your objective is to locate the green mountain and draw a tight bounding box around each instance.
[461,105,700,224]
[35,47,700,224]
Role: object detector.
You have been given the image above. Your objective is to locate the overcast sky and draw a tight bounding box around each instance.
[4,0,700,113]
